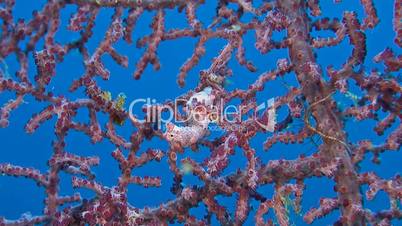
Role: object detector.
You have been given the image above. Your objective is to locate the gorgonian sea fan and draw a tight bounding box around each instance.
[0,0,401,225]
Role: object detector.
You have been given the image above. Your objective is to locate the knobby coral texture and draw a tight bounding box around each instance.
[0,0,401,225]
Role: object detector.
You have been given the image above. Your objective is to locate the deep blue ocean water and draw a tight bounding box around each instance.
[0,0,400,225]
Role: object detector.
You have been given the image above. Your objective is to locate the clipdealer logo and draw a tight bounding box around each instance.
[128,97,276,132]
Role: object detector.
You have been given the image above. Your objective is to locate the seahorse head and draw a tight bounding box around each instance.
[164,122,182,143]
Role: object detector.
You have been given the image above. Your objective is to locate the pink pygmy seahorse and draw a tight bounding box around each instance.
[164,87,215,147]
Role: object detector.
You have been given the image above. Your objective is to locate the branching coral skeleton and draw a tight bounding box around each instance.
[0,0,400,225]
